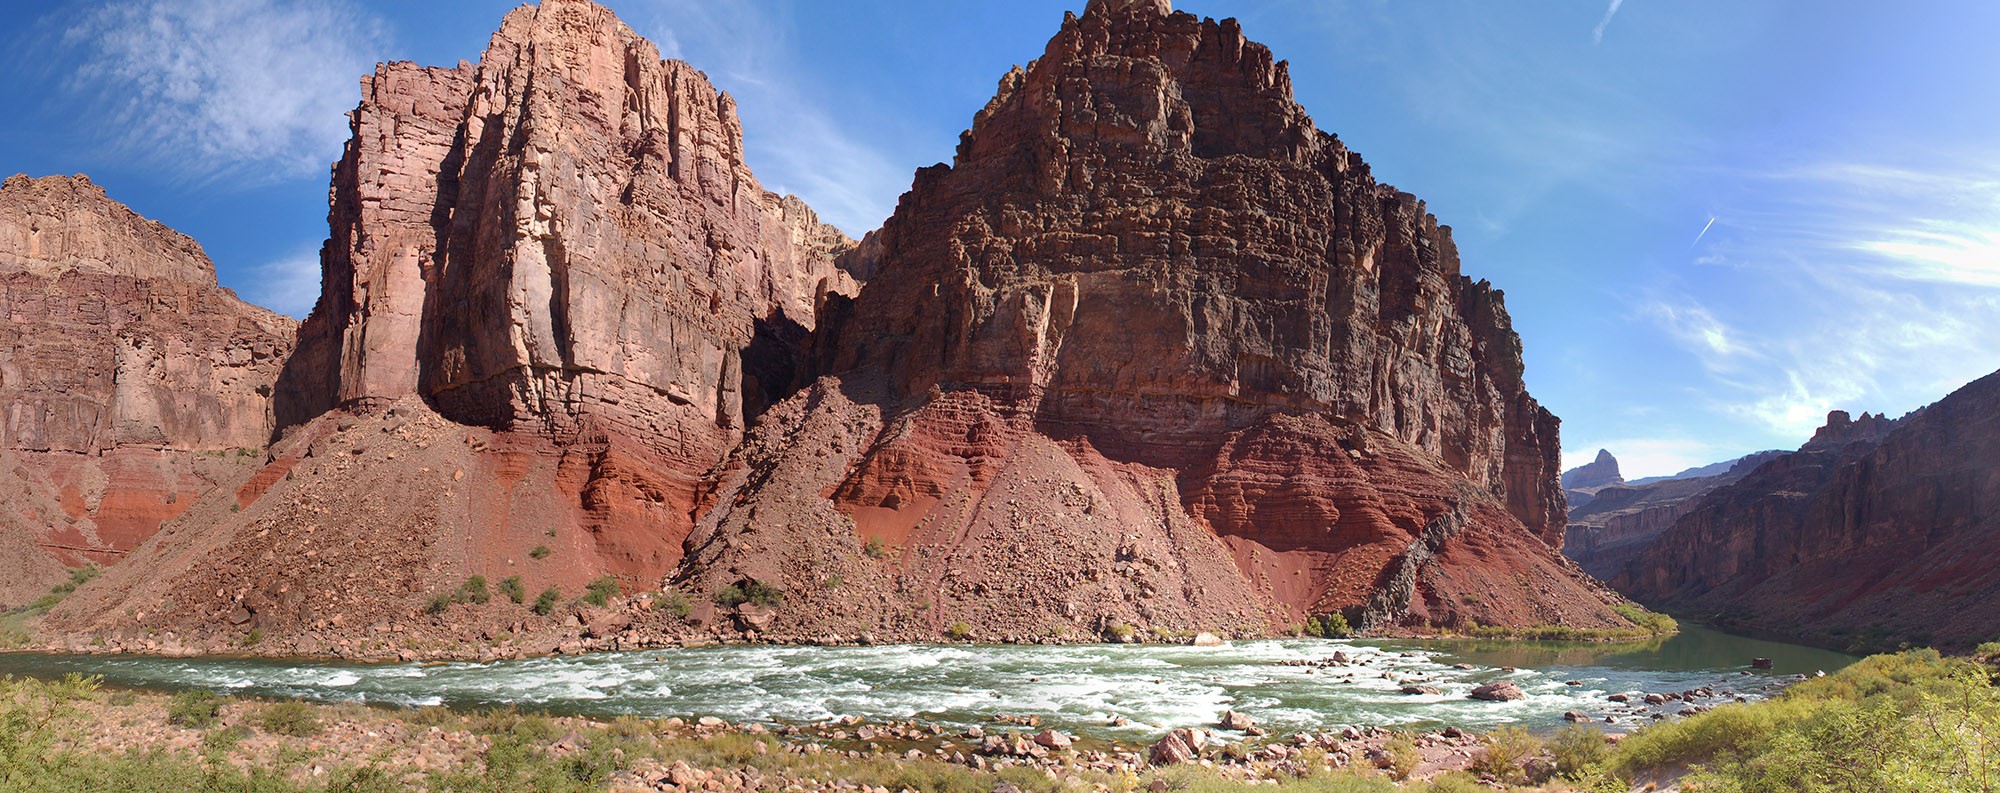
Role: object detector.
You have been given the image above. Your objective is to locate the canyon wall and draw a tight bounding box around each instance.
[1562,451,1783,580]
[0,174,295,572]
[679,0,1624,641]
[1620,386,2000,651]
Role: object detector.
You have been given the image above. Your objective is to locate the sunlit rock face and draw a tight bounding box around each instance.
[0,174,295,569]
[683,0,1627,641]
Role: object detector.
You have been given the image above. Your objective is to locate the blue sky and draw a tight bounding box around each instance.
[2,0,1995,478]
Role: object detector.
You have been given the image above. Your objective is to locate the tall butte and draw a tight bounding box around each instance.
[0,174,295,609]
[53,0,853,652]
[681,0,1629,640]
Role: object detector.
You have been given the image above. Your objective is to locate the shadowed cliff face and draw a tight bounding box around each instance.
[0,175,296,569]
[1619,380,2000,651]
[682,0,1623,640]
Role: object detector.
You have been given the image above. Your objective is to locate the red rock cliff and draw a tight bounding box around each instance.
[0,174,295,567]
[273,0,856,575]
[1619,379,2000,651]
[680,0,1622,640]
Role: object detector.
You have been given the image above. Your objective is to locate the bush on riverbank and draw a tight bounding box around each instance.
[1608,648,2000,790]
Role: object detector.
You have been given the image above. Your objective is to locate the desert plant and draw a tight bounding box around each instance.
[1550,724,1608,779]
[533,587,562,616]
[459,576,491,605]
[529,545,552,560]
[1470,725,1541,784]
[863,538,888,559]
[1306,613,1352,639]
[656,589,692,619]
[500,576,526,604]
[582,576,620,607]
[947,622,974,640]
[258,701,320,737]
[426,592,453,615]
[166,689,226,729]
[1383,733,1421,780]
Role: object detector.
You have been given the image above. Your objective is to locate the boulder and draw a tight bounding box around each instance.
[1469,681,1525,702]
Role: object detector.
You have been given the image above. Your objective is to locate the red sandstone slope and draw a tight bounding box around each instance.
[679,0,1628,640]
[1619,377,2000,651]
[0,175,296,574]
[49,0,855,651]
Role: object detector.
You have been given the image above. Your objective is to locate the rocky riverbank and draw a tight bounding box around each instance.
[3,677,1608,791]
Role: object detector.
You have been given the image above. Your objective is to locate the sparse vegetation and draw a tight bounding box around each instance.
[426,592,454,615]
[459,576,491,605]
[529,545,552,560]
[165,689,227,729]
[1106,623,1138,642]
[532,587,562,616]
[946,622,974,640]
[712,579,783,609]
[656,589,692,619]
[581,576,620,608]
[1468,725,1542,785]
[862,538,888,559]
[500,576,526,605]
[1612,603,1679,636]
[1305,613,1353,639]
[258,701,321,737]
[1383,732,1421,780]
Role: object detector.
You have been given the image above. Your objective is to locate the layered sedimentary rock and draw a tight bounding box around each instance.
[0,174,295,566]
[1620,382,2000,651]
[270,0,854,579]
[1562,451,1782,580]
[681,0,1627,639]
[54,0,857,649]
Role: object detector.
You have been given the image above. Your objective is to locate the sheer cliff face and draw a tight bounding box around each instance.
[281,0,854,451]
[0,175,296,565]
[272,0,855,577]
[685,0,1619,638]
[827,2,1564,542]
[1619,386,2000,651]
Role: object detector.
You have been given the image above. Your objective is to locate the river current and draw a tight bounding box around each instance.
[0,625,1853,737]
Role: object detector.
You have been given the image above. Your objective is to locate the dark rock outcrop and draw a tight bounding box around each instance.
[679,0,1625,639]
[1619,380,2000,651]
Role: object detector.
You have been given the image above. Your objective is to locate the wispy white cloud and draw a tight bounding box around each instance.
[1592,0,1627,45]
[1648,301,1750,363]
[64,0,385,182]
[633,0,903,236]
[240,246,322,318]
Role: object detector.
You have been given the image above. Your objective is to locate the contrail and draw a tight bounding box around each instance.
[1593,0,1626,44]
[1692,216,1717,248]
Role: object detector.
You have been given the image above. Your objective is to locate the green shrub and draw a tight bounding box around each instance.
[1469,725,1541,784]
[1305,613,1352,638]
[459,576,491,605]
[166,689,226,729]
[258,700,320,737]
[533,587,562,616]
[529,545,552,560]
[1383,733,1421,780]
[714,579,783,608]
[582,576,620,607]
[426,592,454,615]
[1106,623,1137,642]
[656,589,692,619]
[500,576,526,605]
[1613,602,1680,636]
[1550,724,1608,778]
[863,538,888,559]
[946,622,974,640]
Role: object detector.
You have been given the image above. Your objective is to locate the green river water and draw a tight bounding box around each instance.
[0,624,1853,738]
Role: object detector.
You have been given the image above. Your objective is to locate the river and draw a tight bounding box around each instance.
[0,625,1853,737]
